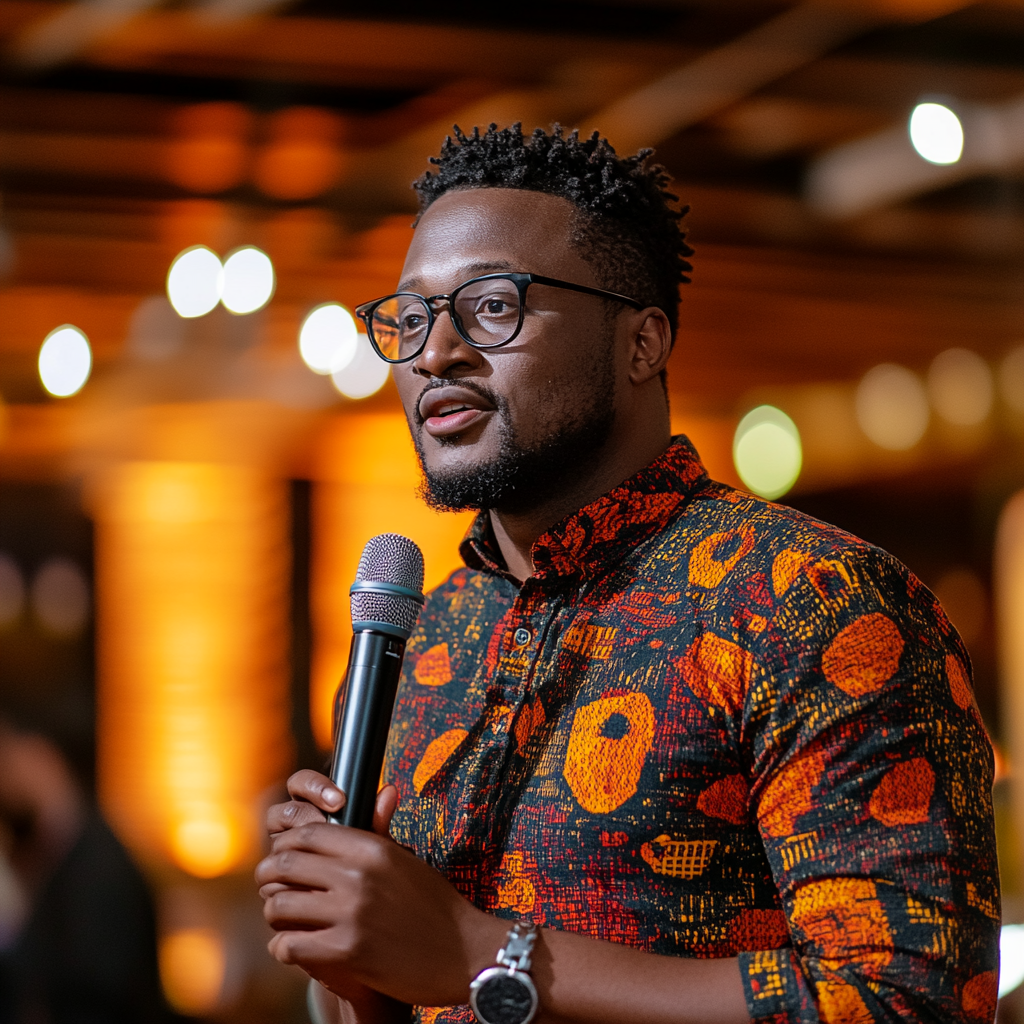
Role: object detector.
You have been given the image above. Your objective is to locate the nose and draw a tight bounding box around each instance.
[410,303,482,380]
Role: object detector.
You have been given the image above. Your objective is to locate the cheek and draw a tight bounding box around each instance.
[502,327,613,423]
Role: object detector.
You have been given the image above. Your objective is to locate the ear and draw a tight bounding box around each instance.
[625,307,674,386]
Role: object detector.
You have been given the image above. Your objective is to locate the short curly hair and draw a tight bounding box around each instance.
[413,123,693,338]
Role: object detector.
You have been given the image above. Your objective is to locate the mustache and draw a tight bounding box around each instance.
[413,378,504,427]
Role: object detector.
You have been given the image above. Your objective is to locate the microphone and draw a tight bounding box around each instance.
[328,533,425,829]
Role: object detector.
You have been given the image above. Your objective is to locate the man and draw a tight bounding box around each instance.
[257,125,999,1024]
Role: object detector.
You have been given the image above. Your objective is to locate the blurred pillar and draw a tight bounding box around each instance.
[997,490,1024,859]
[310,413,474,750]
[93,461,292,877]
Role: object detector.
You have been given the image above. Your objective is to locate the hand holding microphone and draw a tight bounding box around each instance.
[328,533,425,830]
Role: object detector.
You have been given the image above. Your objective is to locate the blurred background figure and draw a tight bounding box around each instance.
[0,703,170,1024]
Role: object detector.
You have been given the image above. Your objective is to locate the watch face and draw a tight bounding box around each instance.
[470,968,538,1024]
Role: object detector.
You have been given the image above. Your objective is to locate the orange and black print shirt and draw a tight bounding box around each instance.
[382,437,1000,1023]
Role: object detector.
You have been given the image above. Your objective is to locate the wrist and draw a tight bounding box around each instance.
[469,920,541,1024]
[461,910,514,995]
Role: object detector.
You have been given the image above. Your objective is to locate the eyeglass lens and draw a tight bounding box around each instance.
[370,278,523,360]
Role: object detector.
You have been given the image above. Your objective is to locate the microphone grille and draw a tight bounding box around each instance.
[351,533,425,637]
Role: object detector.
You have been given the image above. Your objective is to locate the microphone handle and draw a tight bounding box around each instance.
[328,630,406,829]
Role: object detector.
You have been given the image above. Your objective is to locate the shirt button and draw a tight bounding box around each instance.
[514,627,532,647]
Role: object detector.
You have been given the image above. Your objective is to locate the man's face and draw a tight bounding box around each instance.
[392,188,626,513]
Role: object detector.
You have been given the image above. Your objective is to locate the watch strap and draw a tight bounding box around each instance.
[495,921,538,973]
[469,921,540,1024]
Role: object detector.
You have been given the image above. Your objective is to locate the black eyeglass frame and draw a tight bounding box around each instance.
[354,272,644,364]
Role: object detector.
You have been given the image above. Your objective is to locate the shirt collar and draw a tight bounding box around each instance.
[459,435,708,581]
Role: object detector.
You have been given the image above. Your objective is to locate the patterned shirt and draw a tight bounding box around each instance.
[383,437,999,1024]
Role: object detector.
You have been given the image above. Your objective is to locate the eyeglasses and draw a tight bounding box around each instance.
[354,272,643,364]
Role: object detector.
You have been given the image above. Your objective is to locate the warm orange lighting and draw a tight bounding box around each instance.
[997,491,1024,874]
[94,462,292,875]
[159,927,226,1015]
[166,103,251,195]
[253,107,345,201]
[310,414,474,749]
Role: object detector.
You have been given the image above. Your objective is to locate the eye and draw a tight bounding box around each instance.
[473,294,517,317]
[400,311,427,331]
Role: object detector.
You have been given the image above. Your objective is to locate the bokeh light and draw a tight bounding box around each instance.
[0,553,25,627]
[220,246,275,315]
[165,102,251,195]
[167,245,223,318]
[171,813,240,878]
[299,302,358,375]
[159,927,226,1015]
[855,363,929,450]
[909,102,964,165]
[927,348,993,426]
[1001,925,1024,998]
[128,296,187,362]
[253,107,345,201]
[331,332,390,400]
[30,557,90,637]
[1000,346,1024,414]
[38,324,92,397]
[732,405,802,500]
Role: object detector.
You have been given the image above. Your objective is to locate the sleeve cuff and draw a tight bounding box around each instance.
[738,948,810,1022]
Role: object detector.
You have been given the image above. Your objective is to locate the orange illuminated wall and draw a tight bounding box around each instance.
[998,490,1024,859]
[311,413,474,749]
[94,462,293,876]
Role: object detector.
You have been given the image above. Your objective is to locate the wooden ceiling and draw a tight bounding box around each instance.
[0,0,1022,449]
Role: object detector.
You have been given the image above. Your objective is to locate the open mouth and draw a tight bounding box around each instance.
[418,386,495,438]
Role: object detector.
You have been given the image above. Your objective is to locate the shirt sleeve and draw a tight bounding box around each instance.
[738,545,1000,1023]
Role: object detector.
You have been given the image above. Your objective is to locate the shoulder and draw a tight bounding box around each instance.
[679,478,914,598]
[674,479,964,666]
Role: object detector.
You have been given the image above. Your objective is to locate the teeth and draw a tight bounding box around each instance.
[437,404,469,416]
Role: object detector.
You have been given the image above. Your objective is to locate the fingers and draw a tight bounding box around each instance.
[287,770,345,813]
[256,847,334,892]
[372,785,398,837]
[267,798,329,835]
[264,888,341,932]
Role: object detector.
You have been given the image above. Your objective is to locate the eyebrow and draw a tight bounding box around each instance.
[398,260,518,293]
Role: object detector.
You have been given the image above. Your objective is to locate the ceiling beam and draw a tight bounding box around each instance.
[584,2,882,152]
[9,0,163,69]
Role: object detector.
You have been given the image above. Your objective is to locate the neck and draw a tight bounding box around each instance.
[488,419,671,582]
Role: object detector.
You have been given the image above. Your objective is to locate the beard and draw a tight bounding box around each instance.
[412,361,616,516]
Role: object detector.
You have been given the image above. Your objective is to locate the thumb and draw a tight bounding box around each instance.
[372,784,398,837]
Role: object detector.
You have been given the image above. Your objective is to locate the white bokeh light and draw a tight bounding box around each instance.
[332,333,390,400]
[38,325,92,397]
[733,405,802,500]
[909,102,964,165]
[1001,925,1024,998]
[220,246,275,315]
[927,348,993,426]
[855,364,930,450]
[167,245,223,319]
[299,303,358,375]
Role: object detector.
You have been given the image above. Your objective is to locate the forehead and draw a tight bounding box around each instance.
[399,188,594,291]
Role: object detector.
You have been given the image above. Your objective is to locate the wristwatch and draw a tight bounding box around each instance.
[469,920,540,1024]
